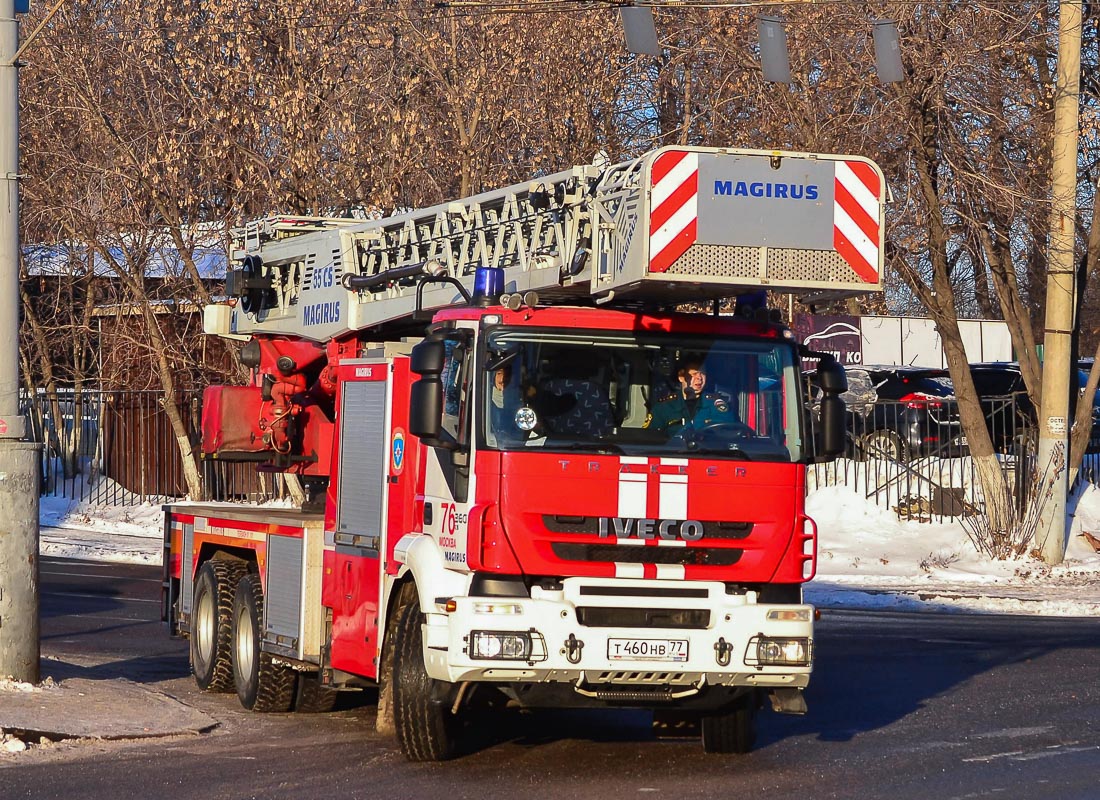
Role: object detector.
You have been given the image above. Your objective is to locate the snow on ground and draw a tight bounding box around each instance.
[806,480,1100,616]
[38,478,1100,616]
[40,494,163,565]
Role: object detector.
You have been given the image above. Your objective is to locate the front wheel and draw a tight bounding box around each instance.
[701,693,757,754]
[392,597,460,761]
[232,573,297,713]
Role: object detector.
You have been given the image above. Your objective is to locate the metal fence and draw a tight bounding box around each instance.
[809,393,1100,523]
[21,388,287,506]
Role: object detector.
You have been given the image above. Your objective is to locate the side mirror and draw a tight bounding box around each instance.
[409,380,445,443]
[814,355,848,458]
[408,338,451,447]
[820,395,846,457]
[815,356,847,394]
[410,338,446,375]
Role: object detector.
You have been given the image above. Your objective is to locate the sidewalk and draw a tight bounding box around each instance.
[39,524,162,565]
[807,580,1100,616]
[0,669,216,754]
[3,526,207,755]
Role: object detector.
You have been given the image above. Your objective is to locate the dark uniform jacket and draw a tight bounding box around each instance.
[645,392,735,433]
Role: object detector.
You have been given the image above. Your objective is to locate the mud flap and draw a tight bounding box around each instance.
[769,687,808,715]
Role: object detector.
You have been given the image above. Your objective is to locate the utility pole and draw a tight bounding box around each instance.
[0,0,40,683]
[1036,0,1082,566]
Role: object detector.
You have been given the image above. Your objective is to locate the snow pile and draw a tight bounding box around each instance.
[40,493,163,539]
[0,678,42,693]
[39,490,297,565]
[1,731,28,754]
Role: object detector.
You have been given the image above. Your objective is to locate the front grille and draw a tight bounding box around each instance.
[552,542,742,566]
[577,606,710,629]
[544,515,752,539]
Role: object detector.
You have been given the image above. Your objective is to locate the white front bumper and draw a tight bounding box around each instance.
[421,577,813,689]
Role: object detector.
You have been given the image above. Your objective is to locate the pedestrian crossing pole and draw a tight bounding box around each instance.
[0,0,40,684]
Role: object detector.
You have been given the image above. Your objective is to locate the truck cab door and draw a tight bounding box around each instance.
[418,329,476,568]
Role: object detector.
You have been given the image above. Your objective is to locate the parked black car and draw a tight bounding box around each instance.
[967,361,1100,454]
[838,365,963,462]
[814,361,1100,463]
[963,363,1034,453]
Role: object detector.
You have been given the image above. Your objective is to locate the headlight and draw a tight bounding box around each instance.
[469,631,533,660]
[747,636,812,666]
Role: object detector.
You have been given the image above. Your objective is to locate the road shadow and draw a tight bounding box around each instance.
[38,652,193,684]
[429,610,1100,760]
[39,579,131,620]
[761,609,1100,747]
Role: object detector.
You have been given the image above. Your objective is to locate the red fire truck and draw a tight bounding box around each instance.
[163,145,885,760]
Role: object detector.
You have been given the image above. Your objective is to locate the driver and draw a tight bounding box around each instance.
[644,360,737,434]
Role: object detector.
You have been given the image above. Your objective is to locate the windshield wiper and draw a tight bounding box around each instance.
[683,442,753,460]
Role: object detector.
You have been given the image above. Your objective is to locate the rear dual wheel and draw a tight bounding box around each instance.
[193,561,335,714]
[191,560,248,692]
[232,573,297,713]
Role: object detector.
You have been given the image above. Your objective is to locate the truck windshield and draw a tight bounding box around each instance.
[482,329,804,462]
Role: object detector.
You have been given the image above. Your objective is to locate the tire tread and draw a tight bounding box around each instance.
[392,598,458,761]
[701,694,757,755]
[191,559,248,693]
[294,676,339,713]
[234,574,297,713]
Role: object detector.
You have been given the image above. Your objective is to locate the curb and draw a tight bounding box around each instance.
[0,677,217,745]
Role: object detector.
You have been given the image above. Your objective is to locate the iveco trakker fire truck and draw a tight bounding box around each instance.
[163,145,885,760]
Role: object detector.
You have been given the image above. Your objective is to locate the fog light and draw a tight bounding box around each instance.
[748,636,812,666]
[469,631,532,660]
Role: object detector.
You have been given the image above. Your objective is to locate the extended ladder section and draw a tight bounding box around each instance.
[212,146,886,342]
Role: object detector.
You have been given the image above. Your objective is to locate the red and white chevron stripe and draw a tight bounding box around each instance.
[833,160,882,284]
[649,150,698,274]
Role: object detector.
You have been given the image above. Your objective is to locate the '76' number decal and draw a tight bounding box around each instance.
[440,503,468,535]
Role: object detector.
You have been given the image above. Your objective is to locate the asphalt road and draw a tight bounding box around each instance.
[5,557,1099,800]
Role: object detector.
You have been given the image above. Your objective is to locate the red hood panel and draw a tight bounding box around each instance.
[497,452,803,581]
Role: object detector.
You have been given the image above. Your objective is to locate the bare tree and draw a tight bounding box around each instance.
[16,0,1099,534]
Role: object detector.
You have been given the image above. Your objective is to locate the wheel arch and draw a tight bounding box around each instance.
[194,543,257,578]
[392,533,470,612]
